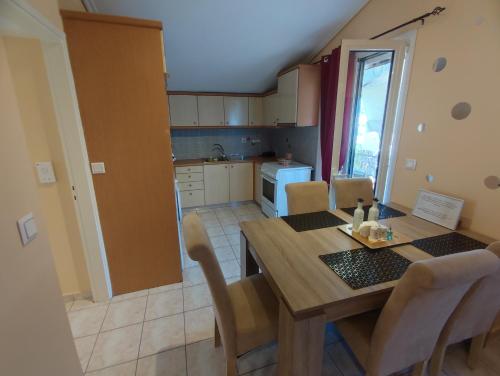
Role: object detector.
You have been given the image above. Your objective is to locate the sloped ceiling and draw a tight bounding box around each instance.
[88,0,367,92]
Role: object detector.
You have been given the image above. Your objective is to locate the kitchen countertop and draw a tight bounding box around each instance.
[174,156,277,167]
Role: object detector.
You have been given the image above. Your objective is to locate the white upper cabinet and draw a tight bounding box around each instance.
[249,97,263,126]
[169,95,198,126]
[224,97,249,126]
[198,96,225,126]
[263,93,279,126]
[277,69,299,124]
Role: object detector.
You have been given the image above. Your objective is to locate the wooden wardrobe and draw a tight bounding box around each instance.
[62,11,182,295]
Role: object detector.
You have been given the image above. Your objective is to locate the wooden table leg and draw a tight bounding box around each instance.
[278,298,325,376]
[240,232,259,277]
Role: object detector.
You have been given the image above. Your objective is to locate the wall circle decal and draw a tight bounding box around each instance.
[451,102,472,120]
[433,57,447,72]
[417,123,426,133]
[426,174,435,183]
[484,176,500,190]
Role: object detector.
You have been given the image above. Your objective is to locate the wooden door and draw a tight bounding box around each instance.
[169,95,198,126]
[223,96,248,126]
[62,11,182,295]
[204,164,229,205]
[249,97,263,126]
[229,163,253,201]
[198,96,224,126]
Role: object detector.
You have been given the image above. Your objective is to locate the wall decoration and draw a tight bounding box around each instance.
[451,102,471,120]
[432,57,447,72]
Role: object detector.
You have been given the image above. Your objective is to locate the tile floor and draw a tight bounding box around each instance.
[66,202,500,376]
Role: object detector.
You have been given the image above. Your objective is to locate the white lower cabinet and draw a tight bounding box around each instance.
[230,163,253,202]
[254,162,262,205]
[176,165,205,208]
[204,164,230,205]
[180,190,204,208]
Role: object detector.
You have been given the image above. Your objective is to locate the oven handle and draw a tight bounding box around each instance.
[261,173,277,183]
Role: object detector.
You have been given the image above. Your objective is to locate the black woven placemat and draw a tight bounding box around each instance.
[412,232,487,258]
[340,204,406,220]
[319,247,411,289]
[281,211,347,232]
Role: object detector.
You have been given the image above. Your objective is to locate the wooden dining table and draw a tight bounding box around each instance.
[238,204,494,376]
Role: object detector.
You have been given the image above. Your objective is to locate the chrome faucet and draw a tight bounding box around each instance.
[212,144,227,160]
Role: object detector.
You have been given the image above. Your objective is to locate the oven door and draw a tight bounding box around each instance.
[261,174,276,208]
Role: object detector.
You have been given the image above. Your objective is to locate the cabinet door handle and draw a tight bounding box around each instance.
[188,175,191,178]
[225,166,228,169]
[220,121,224,125]
[189,192,192,196]
[193,121,197,125]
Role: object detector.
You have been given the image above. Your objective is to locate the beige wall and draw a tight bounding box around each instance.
[4,36,91,297]
[26,0,63,29]
[58,0,86,12]
[0,36,82,376]
[317,0,500,238]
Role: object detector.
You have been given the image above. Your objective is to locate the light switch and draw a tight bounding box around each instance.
[405,159,417,171]
[17,212,38,246]
[91,162,106,174]
[35,161,56,184]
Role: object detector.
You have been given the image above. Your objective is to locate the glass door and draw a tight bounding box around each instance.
[331,39,407,201]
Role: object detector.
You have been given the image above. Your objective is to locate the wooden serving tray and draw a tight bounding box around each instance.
[338,224,412,249]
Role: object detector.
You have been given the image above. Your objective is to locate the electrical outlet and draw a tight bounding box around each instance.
[241,137,247,144]
[405,159,417,170]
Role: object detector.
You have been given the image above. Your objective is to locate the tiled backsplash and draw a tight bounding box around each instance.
[171,127,320,172]
[171,128,273,160]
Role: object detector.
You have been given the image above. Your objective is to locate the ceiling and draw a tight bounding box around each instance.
[88,0,367,93]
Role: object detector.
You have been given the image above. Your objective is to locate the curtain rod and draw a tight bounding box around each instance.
[370,6,446,39]
[315,6,446,63]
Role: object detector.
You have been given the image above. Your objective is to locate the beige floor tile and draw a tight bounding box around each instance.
[74,334,97,372]
[238,343,277,374]
[68,305,108,338]
[216,211,238,220]
[86,361,137,376]
[186,338,225,376]
[185,306,214,344]
[183,256,199,269]
[183,284,212,311]
[209,235,230,248]
[145,289,183,321]
[65,301,74,311]
[231,245,241,261]
[219,216,239,225]
[71,299,108,311]
[111,289,148,303]
[214,246,237,262]
[149,282,183,295]
[202,218,221,228]
[87,324,142,371]
[101,296,147,331]
[206,226,224,237]
[225,276,241,285]
[220,259,240,279]
[242,364,277,376]
[443,342,499,376]
[223,224,241,235]
[136,347,187,376]
[140,314,185,357]
[199,212,217,221]
[227,234,240,246]
[183,266,207,287]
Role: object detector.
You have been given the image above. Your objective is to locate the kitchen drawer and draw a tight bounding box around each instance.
[179,181,204,191]
[176,172,203,183]
[180,189,204,208]
[175,165,203,174]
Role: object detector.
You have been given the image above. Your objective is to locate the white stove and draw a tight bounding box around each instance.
[260,161,313,217]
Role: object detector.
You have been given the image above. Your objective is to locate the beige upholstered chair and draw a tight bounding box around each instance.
[182,213,278,376]
[285,181,329,215]
[335,249,499,376]
[333,177,373,209]
[429,242,500,375]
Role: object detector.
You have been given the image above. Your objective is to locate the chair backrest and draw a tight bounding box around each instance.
[285,181,329,215]
[333,177,373,209]
[182,213,237,357]
[436,242,500,347]
[366,249,500,376]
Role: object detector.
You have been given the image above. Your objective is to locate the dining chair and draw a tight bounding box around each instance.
[285,181,329,215]
[332,177,373,208]
[429,242,500,376]
[334,249,499,376]
[182,213,278,376]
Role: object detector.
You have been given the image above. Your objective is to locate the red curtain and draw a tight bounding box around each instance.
[320,47,341,183]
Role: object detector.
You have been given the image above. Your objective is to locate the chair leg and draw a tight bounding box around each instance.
[214,318,221,347]
[412,360,427,376]
[429,343,447,376]
[467,334,486,369]
[226,356,237,376]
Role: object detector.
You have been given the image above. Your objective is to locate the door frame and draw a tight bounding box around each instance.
[331,33,415,203]
[0,0,112,301]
